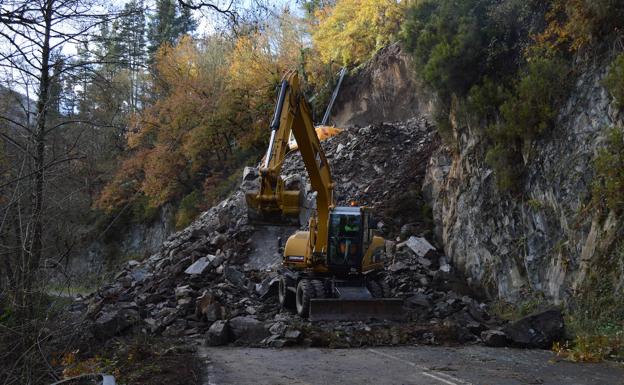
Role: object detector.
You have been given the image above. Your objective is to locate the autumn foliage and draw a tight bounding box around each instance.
[97,16,312,224]
[313,0,406,66]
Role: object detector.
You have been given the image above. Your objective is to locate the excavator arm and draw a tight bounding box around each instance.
[245,77,302,223]
[246,69,345,225]
[284,71,335,254]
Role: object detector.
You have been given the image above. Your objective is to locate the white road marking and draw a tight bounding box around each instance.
[367,348,473,385]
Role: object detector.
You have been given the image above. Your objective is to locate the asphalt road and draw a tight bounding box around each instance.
[200,346,624,385]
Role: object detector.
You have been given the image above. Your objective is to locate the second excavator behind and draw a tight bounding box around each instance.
[268,70,403,321]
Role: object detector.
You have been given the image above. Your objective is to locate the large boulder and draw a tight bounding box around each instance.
[206,320,230,346]
[229,316,270,344]
[502,309,564,349]
[481,330,508,347]
[92,306,140,340]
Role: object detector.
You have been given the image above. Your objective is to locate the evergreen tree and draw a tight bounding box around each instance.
[147,0,197,57]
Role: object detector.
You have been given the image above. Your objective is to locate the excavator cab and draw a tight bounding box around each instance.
[328,208,364,272]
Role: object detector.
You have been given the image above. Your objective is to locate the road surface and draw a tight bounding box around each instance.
[200,345,624,385]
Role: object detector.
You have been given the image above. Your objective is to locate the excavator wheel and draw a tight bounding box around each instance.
[311,279,326,298]
[278,276,295,310]
[296,279,315,317]
[366,280,383,298]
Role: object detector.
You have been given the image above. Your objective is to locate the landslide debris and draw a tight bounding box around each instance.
[75,118,561,349]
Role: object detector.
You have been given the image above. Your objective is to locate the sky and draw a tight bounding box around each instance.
[0,0,301,97]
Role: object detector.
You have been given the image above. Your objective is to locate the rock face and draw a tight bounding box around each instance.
[330,43,434,128]
[423,64,623,302]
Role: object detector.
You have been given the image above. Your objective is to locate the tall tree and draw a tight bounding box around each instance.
[0,1,113,381]
[148,0,197,57]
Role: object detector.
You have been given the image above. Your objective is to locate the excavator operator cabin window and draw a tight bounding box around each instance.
[329,214,362,267]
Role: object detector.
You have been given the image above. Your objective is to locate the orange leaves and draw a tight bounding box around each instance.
[312,0,405,66]
[141,144,187,206]
[97,7,327,214]
[533,0,624,54]
[96,149,149,211]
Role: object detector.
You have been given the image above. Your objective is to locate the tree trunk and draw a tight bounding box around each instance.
[25,0,53,311]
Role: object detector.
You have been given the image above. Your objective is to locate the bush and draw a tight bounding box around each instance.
[537,0,624,53]
[603,54,624,109]
[483,57,571,191]
[403,0,535,101]
[402,0,492,99]
[592,126,624,214]
[467,77,510,125]
[558,239,624,362]
[485,142,523,192]
[175,190,203,230]
[499,57,571,140]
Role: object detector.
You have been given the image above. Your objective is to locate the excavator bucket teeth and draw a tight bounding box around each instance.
[309,298,404,322]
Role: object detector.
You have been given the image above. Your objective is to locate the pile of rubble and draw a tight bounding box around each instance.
[284,117,438,233]
[76,118,563,350]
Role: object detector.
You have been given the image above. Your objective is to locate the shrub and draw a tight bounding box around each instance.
[484,57,571,191]
[175,190,203,230]
[485,142,523,192]
[499,57,571,140]
[403,0,535,101]
[558,240,624,362]
[592,126,624,214]
[402,0,492,99]
[537,0,624,53]
[603,54,624,109]
[467,77,510,125]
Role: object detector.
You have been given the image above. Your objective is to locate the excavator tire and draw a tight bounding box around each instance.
[366,280,383,298]
[311,279,326,298]
[278,276,295,310]
[296,279,315,317]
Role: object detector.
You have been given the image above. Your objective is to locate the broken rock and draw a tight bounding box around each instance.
[229,316,270,344]
[206,320,230,346]
[399,236,436,257]
[502,309,564,349]
[184,256,212,275]
[481,330,508,347]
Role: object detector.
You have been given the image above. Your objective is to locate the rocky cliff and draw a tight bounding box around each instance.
[423,63,623,303]
[330,43,434,128]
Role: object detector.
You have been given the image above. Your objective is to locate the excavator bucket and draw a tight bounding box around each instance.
[245,189,301,226]
[308,287,404,322]
[309,298,405,322]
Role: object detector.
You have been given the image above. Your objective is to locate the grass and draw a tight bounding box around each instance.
[553,236,624,362]
[57,336,204,385]
[491,292,549,322]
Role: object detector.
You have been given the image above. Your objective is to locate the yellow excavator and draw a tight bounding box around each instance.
[244,68,345,225]
[270,70,403,321]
